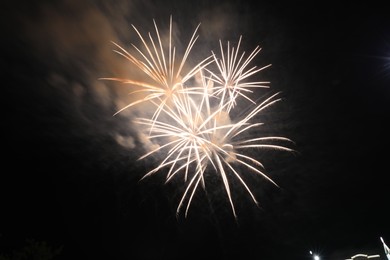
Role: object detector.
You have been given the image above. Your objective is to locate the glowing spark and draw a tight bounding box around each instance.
[103,17,295,218]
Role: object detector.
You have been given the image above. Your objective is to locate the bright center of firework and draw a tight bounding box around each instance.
[102,16,295,219]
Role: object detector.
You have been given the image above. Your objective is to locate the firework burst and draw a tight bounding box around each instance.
[102,16,295,218]
[100,16,213,124]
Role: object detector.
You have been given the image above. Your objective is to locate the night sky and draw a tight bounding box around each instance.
[1,0,390,259]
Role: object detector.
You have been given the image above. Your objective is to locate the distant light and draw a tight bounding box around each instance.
[380,237,390,260]
[346,253,380,259]
[310,250,320,260]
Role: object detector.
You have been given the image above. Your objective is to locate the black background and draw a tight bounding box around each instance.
[1,0,390,259]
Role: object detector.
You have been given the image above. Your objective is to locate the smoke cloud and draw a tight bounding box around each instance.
[11,0,261,165]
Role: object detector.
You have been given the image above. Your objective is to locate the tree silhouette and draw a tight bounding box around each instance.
[0,239,63,260]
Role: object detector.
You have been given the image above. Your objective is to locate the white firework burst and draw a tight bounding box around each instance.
[102,16,295,218]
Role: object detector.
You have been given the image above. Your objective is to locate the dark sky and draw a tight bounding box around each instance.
[1,0,390,259]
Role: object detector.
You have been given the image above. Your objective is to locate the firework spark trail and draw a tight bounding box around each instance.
[102,17,295,218]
